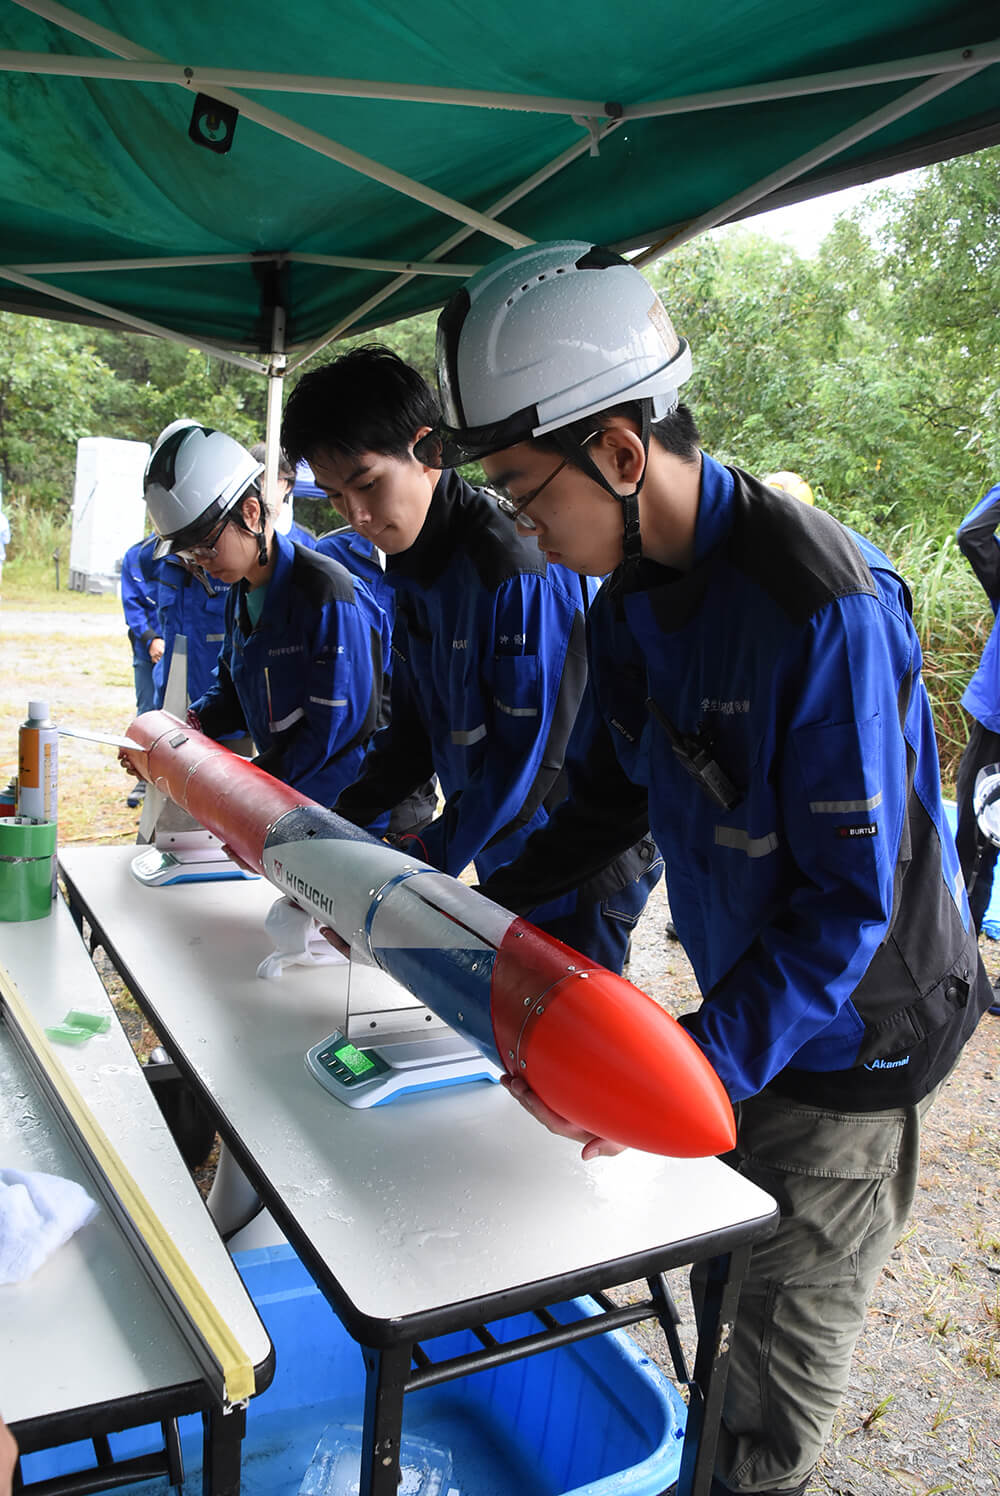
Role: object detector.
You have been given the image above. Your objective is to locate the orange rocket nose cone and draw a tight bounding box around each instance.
[521,970,736,1158]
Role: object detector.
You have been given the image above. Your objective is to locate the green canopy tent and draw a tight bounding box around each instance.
[1,0,998,476]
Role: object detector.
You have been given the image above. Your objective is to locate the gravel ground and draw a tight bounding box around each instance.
[5,598,999,1494]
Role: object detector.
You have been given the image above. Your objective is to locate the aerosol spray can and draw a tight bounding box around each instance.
[17,701,58,895]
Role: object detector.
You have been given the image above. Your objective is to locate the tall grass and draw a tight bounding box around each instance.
[2,493,73,597]
[885,518,985,792]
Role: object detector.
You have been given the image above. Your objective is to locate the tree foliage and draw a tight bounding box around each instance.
[647,146,1000,538]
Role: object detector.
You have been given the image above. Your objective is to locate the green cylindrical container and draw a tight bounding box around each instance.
[0,818,57,921]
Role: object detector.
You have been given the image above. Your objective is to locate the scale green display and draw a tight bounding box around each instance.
[305,1028,501,1108]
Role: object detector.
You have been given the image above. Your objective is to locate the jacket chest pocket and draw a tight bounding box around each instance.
[491,653,540,728]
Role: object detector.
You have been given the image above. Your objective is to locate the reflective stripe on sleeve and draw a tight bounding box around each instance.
[451,724,487,746]
[715,826,778,858]
[809,792,883,814]
[494,698,539,718]
[270,707,306,731]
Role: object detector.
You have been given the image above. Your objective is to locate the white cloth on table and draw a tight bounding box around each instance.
[256,894,347,980]
[0,1167,98,1285]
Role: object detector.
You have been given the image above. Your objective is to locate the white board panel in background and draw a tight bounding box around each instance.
[69,436,150,592]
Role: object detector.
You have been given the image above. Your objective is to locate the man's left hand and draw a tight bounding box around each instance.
[500,1074,628,1161]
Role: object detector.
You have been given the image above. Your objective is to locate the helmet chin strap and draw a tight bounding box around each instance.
[551,403,652,585]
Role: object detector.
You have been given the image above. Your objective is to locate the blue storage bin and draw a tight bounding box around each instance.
[18,1242,685,1495]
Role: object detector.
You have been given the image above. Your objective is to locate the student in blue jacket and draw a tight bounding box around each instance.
[134,421,233,709]
[142,425,390,807]
[120,536,162,716]
[250,442,317,549]
[281,346,662,973]
[119,535,163,805]
[315,522,438,840]
[954,482,1000,932]
[415,241,993,1496]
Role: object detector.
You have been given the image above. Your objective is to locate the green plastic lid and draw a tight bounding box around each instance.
[0,818,57,857]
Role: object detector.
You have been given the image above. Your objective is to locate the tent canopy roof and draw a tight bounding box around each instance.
[0,0,997,364]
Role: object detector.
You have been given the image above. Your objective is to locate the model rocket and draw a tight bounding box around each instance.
[124,711,735,1158]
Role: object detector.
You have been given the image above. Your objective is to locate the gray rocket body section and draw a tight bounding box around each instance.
[261,806,514,1060]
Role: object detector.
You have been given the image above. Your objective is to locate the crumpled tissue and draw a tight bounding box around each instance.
[0,1167,99,1285]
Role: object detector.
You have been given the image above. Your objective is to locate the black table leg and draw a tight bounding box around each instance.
[359,1344,412,1496]
[676,1244,750,1496]
[201,1403,245,1496]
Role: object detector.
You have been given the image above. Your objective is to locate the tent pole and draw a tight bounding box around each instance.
[264,305,286,522]
[633,61,991,265]
[3,39,997,120]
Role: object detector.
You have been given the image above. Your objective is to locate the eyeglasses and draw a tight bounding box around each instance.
[487,433,599,532]
[175,511,236,564]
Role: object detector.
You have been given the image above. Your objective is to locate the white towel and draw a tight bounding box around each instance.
[256,895,347,980]
[0,1167,99,1285]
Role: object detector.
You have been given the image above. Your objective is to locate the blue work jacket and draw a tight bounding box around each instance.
[120,537,160,661]
[189,530,390,806]
[335,469,597,881]
[317,528,393,615]
[484,455,988,1109]
[958,483,1000,730]
[139,546,230,705]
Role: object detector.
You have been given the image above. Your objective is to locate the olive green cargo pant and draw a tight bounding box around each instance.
[707,1083,940,1493]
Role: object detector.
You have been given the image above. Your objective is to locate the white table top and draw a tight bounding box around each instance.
[60,846,776,1338]
[0,895,271,1427]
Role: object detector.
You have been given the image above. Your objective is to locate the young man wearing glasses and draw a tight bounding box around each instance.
[280,345,661,972]
[140,424,390,807]
[414,241,993,1496]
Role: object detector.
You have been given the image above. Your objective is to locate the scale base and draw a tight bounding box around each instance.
[131,845,256,887]
[306,1029,502,1108]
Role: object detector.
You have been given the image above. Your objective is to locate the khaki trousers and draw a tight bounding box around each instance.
[708,1083,940,1493]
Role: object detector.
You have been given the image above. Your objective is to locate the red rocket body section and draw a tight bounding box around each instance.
[127,711,311,873]
[490,921,735,1159]
[125,711,736,1158]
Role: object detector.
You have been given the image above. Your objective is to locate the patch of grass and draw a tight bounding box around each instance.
[973,1224,1000,1256]
[961,1338,1000,1378]
[929,1394,957,1432]
[0,621,140,842]
[3,569,121,610]
[860,1392,896,1432]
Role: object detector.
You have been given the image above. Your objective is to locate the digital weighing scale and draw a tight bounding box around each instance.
[132,827,257,887]
[306,1028,502,1108]
[304,955,502,1108]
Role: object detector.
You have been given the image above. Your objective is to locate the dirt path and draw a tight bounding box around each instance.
[0,607,124,637]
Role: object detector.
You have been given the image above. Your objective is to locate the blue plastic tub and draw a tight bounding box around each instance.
[19,1242,685,1495]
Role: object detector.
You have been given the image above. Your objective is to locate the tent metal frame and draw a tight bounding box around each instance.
[1,0,997,455]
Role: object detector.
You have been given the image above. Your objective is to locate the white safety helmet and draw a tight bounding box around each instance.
[415,241,691,577]
[974,764,1000,848]
[418,241,692,468]
[144,425,264,559]
[152,417,198,454]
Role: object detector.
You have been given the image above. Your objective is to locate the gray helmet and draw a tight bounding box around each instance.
[416,241,692,578]
[419,241,691,469]
[145,425,263,559]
